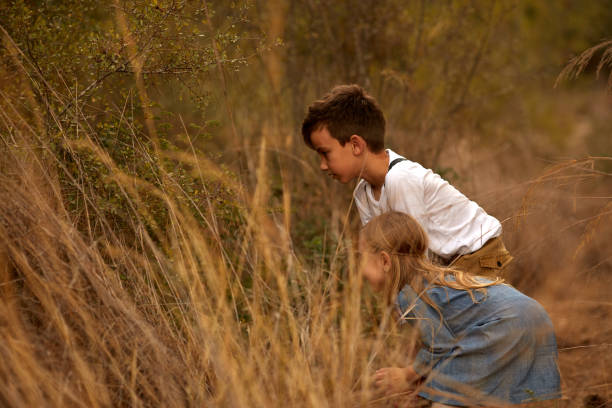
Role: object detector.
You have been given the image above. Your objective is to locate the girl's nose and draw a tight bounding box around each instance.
[320,159,328,171]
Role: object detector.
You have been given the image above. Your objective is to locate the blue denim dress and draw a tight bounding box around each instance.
[396,280,561,406]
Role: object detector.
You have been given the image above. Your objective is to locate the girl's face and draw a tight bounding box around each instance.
[358,238,391,292]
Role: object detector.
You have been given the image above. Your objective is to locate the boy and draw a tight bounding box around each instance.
[301,84,512,275]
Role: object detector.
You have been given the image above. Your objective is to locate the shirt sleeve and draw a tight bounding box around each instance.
[412,314,457,375]
[397,286,456,374]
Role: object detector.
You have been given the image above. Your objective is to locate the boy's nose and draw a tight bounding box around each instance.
[320,159,328,171]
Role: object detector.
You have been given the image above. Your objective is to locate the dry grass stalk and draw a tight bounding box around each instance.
[555,39,612,92]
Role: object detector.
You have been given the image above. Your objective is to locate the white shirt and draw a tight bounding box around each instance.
[353,149,502,259]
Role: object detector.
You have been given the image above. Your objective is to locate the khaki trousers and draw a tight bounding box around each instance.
[450,236,513,277]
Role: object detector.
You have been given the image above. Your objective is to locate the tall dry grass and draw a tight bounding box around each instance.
[0,28,418,407]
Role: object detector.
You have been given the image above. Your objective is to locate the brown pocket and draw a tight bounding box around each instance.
[479,252,513,270]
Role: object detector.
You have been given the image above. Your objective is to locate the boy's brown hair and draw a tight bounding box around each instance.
[301,84,386,153]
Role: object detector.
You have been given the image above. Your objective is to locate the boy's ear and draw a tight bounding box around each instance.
[349,134,367,156]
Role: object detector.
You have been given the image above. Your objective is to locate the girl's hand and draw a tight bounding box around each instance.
[374,366,419,397]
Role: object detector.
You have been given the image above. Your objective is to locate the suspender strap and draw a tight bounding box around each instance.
[388,157,406,171]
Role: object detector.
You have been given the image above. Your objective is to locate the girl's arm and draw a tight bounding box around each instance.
[374,366,420,396]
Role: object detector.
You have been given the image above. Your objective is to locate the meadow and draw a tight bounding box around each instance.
[0,1,611,406]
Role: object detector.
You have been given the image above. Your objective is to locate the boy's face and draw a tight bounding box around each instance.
[310,126,362,184]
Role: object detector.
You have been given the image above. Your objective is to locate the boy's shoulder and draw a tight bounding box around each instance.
[353,149,428,198]
[386,150,428,175]
[384,149,429,190]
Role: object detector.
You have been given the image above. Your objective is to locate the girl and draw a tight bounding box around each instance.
[359,211,561,407]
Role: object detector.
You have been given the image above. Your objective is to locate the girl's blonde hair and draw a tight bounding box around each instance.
[360,211,503,306]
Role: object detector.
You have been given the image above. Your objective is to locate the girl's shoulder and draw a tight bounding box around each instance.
[396,280,461,309]
[396,282,457,316]
[396,285,418,314]
[396,285,433,319]
[425,283,480,308]
[398,278,520,312]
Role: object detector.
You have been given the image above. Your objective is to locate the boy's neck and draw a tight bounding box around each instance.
[361,149,389,194]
